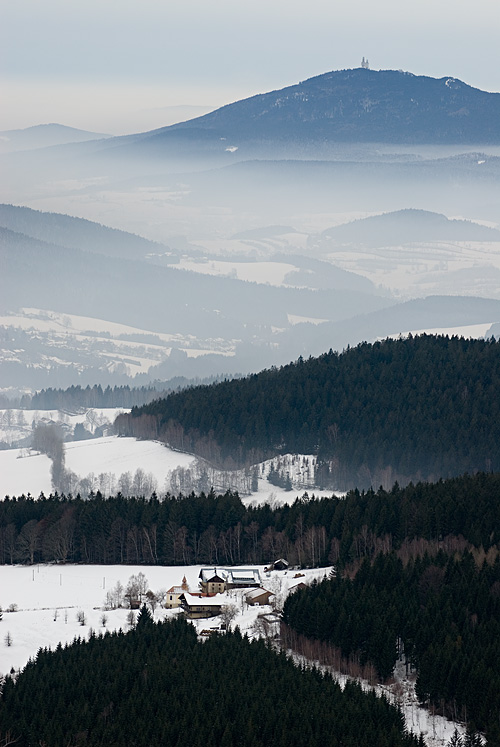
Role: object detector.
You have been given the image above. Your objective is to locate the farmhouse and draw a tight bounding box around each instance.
[179,592,227,619]
[198,567,262,594]
[199,568,227,595]
[226,569,261,589]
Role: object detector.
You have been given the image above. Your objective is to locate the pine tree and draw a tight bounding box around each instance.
[136,604,154,629]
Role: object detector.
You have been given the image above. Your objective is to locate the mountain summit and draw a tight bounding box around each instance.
[143,68,500,145]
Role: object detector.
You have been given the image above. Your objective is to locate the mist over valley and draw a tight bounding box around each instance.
[2,66,500,394]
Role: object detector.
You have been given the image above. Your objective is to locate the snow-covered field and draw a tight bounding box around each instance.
[0,436,195,499]
[0,562,462,746]
[176,257,298,286]
[64,436,195,486]
[1,429,338,503]
[0,563,324,675]
[325,240,500,299]
[0,448,53,498]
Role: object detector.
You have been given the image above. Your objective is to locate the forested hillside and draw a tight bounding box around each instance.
[117,335,500,488]
[0,616,420,747]
[132,68,500,145]
[318,208,500,247]
[282,552,500,740]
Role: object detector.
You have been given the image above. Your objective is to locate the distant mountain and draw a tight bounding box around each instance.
[0,123,111,153]
[280,295,500,360]
[129,69,500,147]
[0,204,174,262]
[319,209,500,247]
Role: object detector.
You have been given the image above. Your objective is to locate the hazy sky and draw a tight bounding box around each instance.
[1,0,499,134]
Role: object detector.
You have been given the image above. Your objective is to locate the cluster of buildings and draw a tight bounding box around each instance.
[166,565,286,619]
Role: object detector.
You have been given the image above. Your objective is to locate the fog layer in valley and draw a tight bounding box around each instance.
[2,68,500,395]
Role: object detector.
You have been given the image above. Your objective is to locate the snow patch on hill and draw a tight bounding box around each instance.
[1,431,339,504]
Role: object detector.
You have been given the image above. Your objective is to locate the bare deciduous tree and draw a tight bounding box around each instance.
[16,520,41,564]
[145,590,160,614]
[104,580,124,610]
[124,573,148,608]
[220,604,238,631]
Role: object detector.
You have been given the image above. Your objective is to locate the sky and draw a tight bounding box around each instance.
[1,0,499,134]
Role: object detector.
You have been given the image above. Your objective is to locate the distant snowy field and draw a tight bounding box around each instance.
[64,436,196,488]
[0,434,337,504]
[0,437,195,499]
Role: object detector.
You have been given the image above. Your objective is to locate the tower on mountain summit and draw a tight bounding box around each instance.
[361,57,370,69]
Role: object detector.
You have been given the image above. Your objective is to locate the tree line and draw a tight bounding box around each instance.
[2,471,500,567]
[116,335,500,488]
[3,374,235,411]
[0,615,422,747]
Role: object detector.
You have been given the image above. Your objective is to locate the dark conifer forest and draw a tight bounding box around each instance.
[117,335,500,488]
[0,616,421,747]
[3,472,500,566]
[282,552,500,738]
[4,470,500,742]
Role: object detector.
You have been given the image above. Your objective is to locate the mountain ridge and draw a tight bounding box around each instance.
[131,68,500,146]
[0,123,111,154]
[319,208,500,247]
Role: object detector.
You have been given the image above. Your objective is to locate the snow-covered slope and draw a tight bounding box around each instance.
[0,433,338,502]
[0,436,196,499]
[0,449,53,498]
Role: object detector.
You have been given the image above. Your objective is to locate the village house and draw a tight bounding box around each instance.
[198,568,227,595]
[225,568,261,589]
[179,592,227,619]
